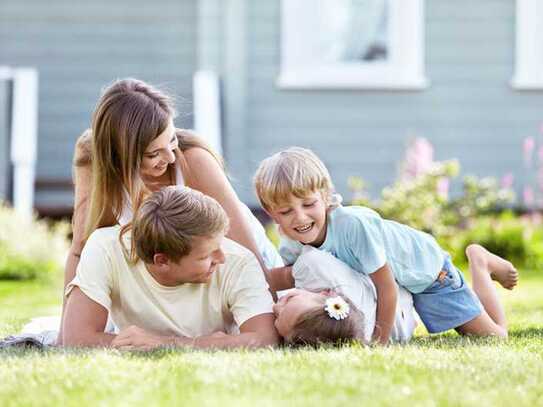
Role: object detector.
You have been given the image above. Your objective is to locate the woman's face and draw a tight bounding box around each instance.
[273,289,327,338]
[140,119,178,179]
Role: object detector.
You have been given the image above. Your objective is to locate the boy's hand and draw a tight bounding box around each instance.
[370,264,398,345]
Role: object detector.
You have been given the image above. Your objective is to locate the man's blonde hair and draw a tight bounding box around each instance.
[254,147,335,211]
[131,186,229,263]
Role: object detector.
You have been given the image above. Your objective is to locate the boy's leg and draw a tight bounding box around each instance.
[455,244,511,338]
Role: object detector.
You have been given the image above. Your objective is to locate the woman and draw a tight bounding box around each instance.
[62,79,282,336]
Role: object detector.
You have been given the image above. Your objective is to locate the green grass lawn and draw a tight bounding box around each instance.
[1,272,542,407]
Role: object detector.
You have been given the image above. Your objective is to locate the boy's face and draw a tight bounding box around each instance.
[268,191,328,246]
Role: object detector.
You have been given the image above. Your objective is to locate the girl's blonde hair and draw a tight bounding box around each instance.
[286,293,366,346]
[75,78,224,247]
[131,186,229,263]
[254,147,335,211]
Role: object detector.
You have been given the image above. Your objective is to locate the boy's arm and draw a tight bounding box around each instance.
[265,266,294,293]
[370,264,398,345]
[111,313,279,350]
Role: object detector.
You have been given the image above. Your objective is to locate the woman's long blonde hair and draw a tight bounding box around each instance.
[78,78,223,244]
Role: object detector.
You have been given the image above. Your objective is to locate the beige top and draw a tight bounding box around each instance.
[66,226,274,337]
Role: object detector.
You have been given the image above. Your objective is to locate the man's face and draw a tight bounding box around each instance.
[267,191,328,246]
[163,233,226,285]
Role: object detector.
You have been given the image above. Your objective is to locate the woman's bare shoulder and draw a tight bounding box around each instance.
[74,129,93,167]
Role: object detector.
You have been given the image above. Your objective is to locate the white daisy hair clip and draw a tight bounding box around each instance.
[324,296,350,320]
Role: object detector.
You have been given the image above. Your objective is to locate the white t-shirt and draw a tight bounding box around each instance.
[292,246,417,343]
[66,226,274,338]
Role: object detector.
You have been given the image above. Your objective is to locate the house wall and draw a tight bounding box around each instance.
[0,0,540,213]
[0,79,10,201]
[229,0,542,206]
[0,0,197,211]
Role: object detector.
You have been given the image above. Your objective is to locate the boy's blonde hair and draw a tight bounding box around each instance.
[254,147,335,211]
[286,294,366,346]
[130,186,229,263]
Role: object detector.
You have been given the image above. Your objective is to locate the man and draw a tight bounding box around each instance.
[62,186,279,350]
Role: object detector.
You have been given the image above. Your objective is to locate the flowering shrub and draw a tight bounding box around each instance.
[0,203,69,280]
[350,138,515,239]
[447,212,543,269]
[348,137,541,265]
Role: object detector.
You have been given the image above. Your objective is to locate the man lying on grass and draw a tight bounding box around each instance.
[62,186,279,350]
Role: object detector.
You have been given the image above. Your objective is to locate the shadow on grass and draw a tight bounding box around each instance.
[0,345,203,360]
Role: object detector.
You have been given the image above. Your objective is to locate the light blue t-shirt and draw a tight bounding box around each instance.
[279,205,447,294]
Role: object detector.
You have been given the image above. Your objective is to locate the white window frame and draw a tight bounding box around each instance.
[512,0,543,89]
[277,0,428,90]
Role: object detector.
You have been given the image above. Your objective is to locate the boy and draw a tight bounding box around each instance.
[254,147,518,344]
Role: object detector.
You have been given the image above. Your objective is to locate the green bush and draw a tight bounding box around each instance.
[446,211,543,269]
[348,137,534,267]
[0,203,69,280]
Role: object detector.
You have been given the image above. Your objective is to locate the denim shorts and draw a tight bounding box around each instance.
[412,258,482,334]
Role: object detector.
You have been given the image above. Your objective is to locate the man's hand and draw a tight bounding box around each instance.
[111,326,188,351]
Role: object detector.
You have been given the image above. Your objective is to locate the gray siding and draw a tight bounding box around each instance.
[0,0,540,213]
[0,80,10,201]
[230,0,541,205]
[0,0,197,210]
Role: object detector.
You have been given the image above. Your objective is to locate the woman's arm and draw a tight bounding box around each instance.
[65,133,95,289]
[266,266,295,294]
[58,133,94,345]
[183,147,269,271]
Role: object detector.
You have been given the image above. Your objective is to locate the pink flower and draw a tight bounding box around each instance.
[538,146,543,165]
[524,137,535,168]
[401,137,434,180]
[436,177,449,200]
[523,186,535,207]
[501,173,514,189]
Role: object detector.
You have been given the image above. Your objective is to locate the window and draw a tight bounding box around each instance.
[277,0,427,90]
[512,0,543,89]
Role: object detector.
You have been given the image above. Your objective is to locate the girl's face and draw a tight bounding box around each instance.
[273,289,326,338]
[140,119,178,179]
[268,191,328,246]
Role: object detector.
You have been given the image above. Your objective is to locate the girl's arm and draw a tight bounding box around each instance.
[369,263,398,345]
[183,147,269,272]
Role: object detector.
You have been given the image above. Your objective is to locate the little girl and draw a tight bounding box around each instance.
[272,243,516,345]
[276,245,417,345]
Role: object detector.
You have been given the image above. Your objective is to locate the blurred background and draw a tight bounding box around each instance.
[0,0,541,217]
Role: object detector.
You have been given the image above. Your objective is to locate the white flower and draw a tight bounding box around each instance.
[324,296,350,320]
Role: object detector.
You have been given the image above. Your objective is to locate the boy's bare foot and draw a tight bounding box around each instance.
[465,244,518,290]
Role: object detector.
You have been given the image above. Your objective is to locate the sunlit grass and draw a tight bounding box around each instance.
[1,271,542,407]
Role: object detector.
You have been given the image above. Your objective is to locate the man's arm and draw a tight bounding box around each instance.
[370,263,398,345]
[62,287,115,347]
[111,313,279,350]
